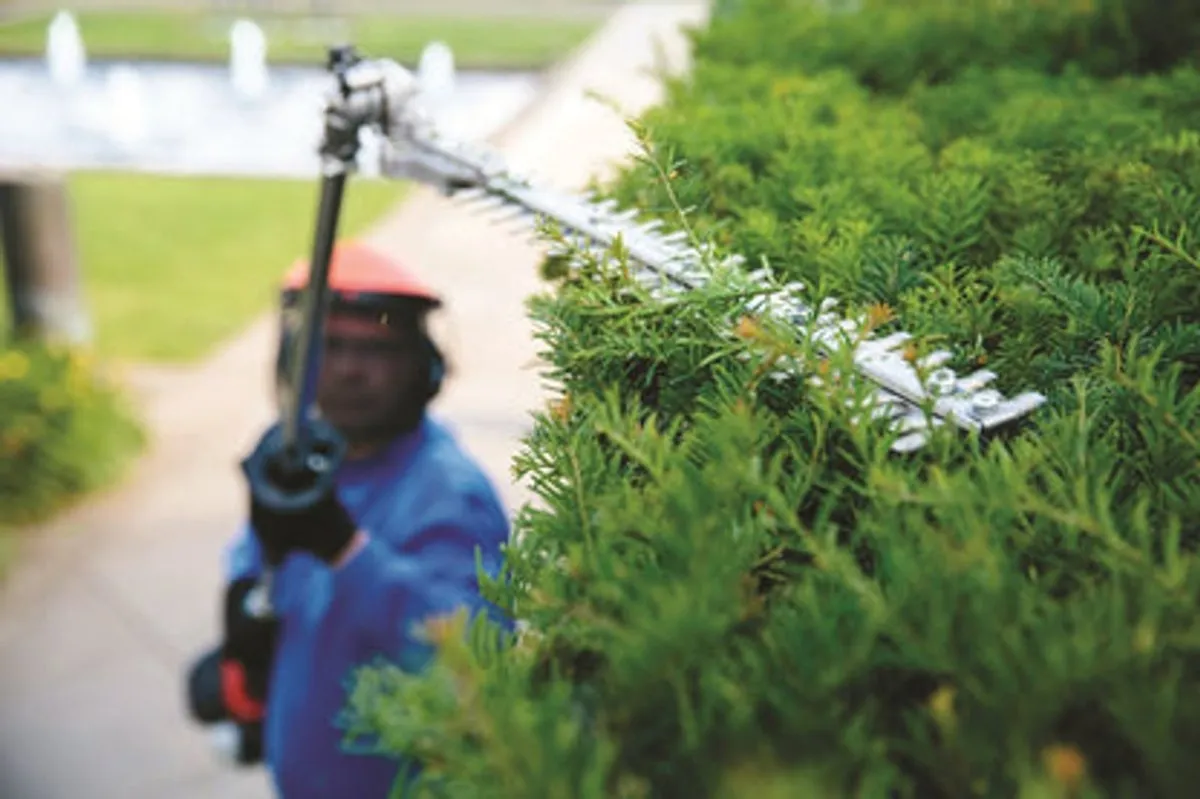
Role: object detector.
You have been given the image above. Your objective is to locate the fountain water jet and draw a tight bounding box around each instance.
[104,65,149,148]
[229,19,269,99]
[46,10,86,88]
[417,40,456,105]
[0,53,542,176]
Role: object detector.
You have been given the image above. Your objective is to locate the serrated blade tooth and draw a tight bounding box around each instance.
[957,369,997,393]
[635,270,667,289]
[872,331,912,353]
[452,186,491,204]
[890,430,930,453]
[812,319,863,351]
[974,391,1048,430]
[896,411,935,435]
[871,396,910,421]
[463,194,511,214]
[813,312,841,330]
[484,203,533,223]
[918,350,954,370]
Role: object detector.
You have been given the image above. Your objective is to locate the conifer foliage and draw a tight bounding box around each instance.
[343,2,1200,796]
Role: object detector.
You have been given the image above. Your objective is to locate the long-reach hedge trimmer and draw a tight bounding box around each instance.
[244,43,1048,616]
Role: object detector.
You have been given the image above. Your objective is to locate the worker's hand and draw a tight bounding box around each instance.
[240,418,359,565]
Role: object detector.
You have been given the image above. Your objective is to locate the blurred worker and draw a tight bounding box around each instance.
[185,240,511,798]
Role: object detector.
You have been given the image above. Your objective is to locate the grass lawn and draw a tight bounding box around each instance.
[0,170,408,568]
[0,10,599,69]
[58,171,410,363]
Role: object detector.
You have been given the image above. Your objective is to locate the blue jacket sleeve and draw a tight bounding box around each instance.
[330,489,511,668]
[222,520,265,583]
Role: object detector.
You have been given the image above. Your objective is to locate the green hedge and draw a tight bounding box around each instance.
[0,339,144,543]
[343,2,1200,797]
[705,0,1200,93]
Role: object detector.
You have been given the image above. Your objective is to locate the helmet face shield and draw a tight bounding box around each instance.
[273,240,445,438]
[273,288,443,437]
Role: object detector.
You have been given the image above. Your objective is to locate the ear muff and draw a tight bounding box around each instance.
[423,335,446,400]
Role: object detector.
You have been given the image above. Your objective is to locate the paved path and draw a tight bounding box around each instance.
[0,3,706,798]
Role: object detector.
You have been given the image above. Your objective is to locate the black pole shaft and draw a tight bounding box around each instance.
[242,46,362,622]
[243,167,348,621]
[281,169,348,463]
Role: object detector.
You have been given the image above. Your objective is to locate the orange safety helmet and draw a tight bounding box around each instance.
[280,240,442,316]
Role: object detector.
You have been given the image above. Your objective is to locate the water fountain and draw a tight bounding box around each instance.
[417,40,456,105]
[104,65,149,149]
[1,27,539,176]
[45,10,86,88]
[229,19,269,99]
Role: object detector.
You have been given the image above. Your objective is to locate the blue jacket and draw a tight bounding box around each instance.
[223,414,511,798]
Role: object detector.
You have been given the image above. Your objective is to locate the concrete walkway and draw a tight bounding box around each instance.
[0,4,706,798]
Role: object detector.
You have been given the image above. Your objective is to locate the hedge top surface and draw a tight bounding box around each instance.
[331,2,1200,798]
